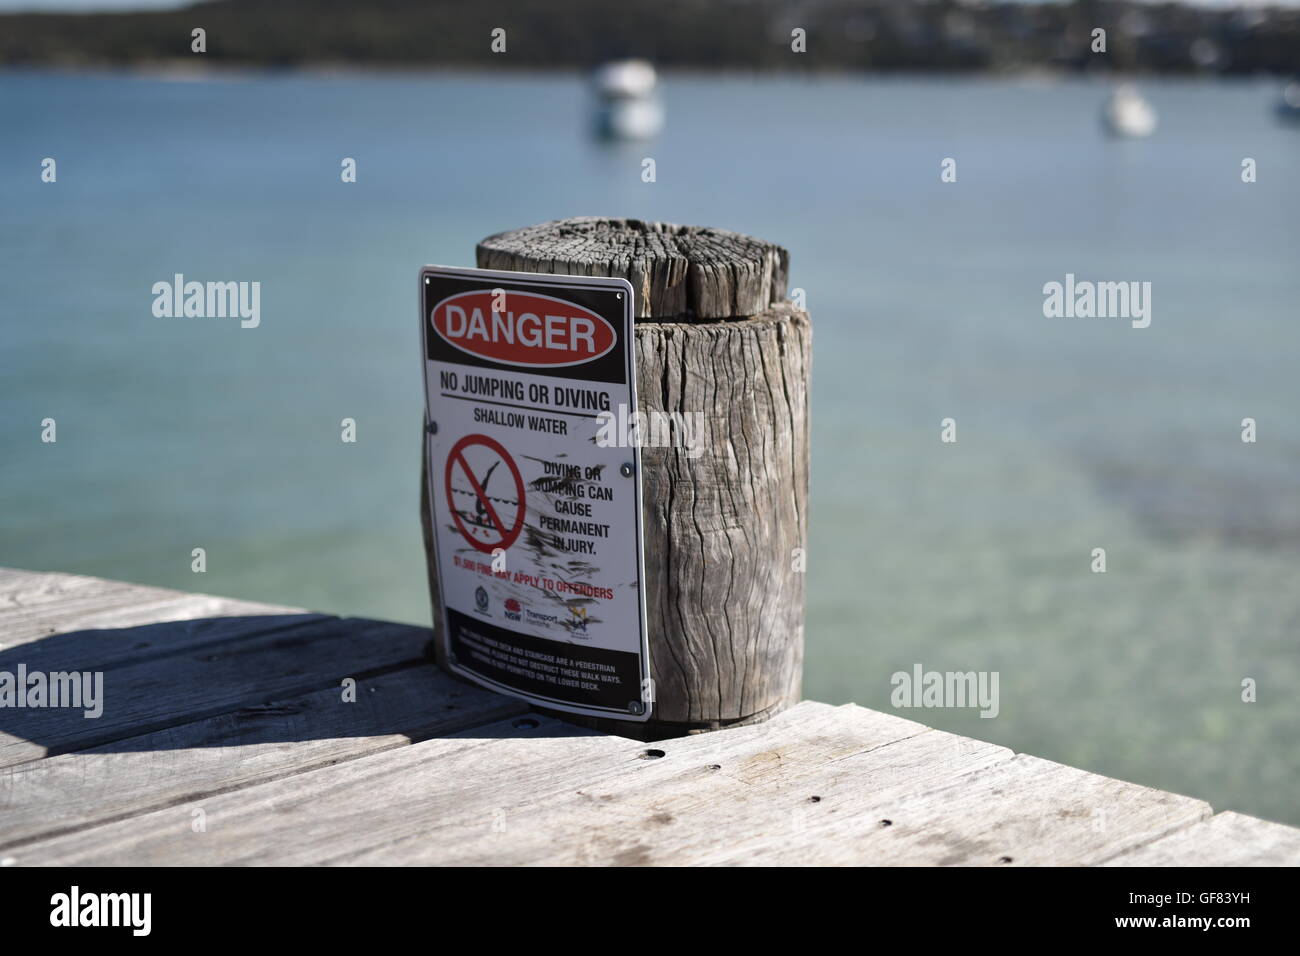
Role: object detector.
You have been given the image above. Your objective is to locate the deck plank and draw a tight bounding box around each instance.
[12,702,1010,866]
[702,750,1211,866]
[11,711,621,865]
[339,702,1017,865]
[1101,811,1300,867]
[0,568,320,664]
[0,616,433,768]
[0,663,525,849]
[341,705,1207,866]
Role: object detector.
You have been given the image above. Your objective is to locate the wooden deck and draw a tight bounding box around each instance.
[2,567,1296,866]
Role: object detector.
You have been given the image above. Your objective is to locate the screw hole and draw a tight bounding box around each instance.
[807,795,821,803]
[998,855,1013,864]
[879,819,893,827]
[512,717,539,730]
[641,748,666,760]
[706,764,721,771]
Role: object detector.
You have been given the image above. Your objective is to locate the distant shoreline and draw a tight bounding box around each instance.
[3,0,1298,77]
[0,62,1290,87]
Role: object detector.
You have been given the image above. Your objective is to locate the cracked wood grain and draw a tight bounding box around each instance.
[476,217,789,320]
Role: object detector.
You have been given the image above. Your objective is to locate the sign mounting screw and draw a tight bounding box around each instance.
[426,420,438,435]
[627,701,644,715]
[620,462,634,477]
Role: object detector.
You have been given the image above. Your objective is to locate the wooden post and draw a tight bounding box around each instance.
[421,217,811,740]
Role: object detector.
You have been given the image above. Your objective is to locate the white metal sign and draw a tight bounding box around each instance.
[420,265,651,720]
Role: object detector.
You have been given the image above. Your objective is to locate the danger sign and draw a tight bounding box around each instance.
[420,265,651,721]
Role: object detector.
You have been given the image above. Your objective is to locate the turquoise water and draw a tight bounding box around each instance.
[2,71,1297,824]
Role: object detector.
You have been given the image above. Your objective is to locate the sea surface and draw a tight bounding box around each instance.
[3,70,1297,825]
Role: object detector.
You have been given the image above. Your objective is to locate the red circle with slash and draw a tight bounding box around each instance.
[444,434,526,553]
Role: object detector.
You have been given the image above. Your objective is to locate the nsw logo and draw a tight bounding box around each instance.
[504,598,522,622]
[430,289,616,368]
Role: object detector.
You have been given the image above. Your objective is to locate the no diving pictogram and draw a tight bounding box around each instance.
[445,434,526,554]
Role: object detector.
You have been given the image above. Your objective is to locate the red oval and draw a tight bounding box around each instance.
[430,289,617,367]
